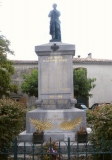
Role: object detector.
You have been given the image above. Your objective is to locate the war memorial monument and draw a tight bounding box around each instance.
[19,4,86,142]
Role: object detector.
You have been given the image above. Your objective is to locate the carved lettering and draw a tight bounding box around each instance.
[41,56,71,94]
[43,56,67,63]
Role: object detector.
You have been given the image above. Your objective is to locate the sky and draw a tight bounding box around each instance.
[0,0,112,60]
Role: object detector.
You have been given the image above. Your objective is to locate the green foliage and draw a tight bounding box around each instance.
[87,104,112,141]
[0,34,18,97]
[21,69,38,97]
[87,104,112,159]
[0,35,14,55]
[73,68,96,98]
[0,98,26,144]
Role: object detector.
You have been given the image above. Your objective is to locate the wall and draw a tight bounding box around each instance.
[73,63,112,108]
[11,61,38,107]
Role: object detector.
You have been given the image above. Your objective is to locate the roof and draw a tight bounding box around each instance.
[12,60,38,64]
[12,58,112,65]
[73,58,112,64]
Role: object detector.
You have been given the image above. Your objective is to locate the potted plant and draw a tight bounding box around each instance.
[30,118,44,144]
[33,129,44,144]
[30,118,54,144]
[77,126,88,143]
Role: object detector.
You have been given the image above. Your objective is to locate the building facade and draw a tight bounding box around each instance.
[73,55,112,107]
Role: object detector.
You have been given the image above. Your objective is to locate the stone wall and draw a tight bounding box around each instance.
[11,61,38,107]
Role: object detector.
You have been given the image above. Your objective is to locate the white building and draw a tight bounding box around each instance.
[73,53,112,108]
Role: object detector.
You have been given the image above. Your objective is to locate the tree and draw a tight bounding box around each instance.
[0,34,18,98]
[73,68,96,98]
[0,98,26,159]
[21,69,38,97]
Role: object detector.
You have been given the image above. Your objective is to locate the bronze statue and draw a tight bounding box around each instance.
[48,4,61,42]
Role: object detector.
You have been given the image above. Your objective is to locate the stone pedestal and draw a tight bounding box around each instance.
[35,42,76,109]
[18,42,87,142]
[19,108,86,142]
[26,108,86,133]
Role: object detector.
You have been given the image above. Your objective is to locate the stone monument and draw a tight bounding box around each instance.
[19,4,86,142]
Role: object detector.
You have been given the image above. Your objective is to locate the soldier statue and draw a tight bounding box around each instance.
[48,4,61,42]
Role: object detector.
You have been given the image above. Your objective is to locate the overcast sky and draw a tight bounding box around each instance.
[0,0,112,60]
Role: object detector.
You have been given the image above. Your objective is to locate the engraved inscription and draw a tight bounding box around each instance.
[40,56,71,94]
[43,56,67,63]
[49,95,62,99]
[41,99,70,105]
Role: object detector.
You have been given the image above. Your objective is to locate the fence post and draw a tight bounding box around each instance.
[14,137,18,160]
[67,137,70,160]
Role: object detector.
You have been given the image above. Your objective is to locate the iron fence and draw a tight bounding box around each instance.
[0,137,112,160]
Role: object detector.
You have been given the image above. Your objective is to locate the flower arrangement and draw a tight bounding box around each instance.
[77,126,87,134]
[39,139,60,160]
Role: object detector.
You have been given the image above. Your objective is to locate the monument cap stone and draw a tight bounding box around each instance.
[35,42,75,56]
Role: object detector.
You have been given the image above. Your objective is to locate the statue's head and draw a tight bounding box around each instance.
[52,3,57,9]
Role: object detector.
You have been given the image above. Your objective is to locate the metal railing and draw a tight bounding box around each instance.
[0,138,112,160]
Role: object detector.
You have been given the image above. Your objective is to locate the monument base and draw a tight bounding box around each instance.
[18,108,87,142]
[18,128,92,142]
[18,130,75,142]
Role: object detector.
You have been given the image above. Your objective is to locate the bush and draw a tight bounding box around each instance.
[87,104,112,141]
[87,104,112,159]
[0,98,26,144]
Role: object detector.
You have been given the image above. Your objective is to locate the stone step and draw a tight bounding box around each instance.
[18,128,92,142]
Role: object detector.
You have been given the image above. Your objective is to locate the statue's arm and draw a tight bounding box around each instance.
[48,11,53,17]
